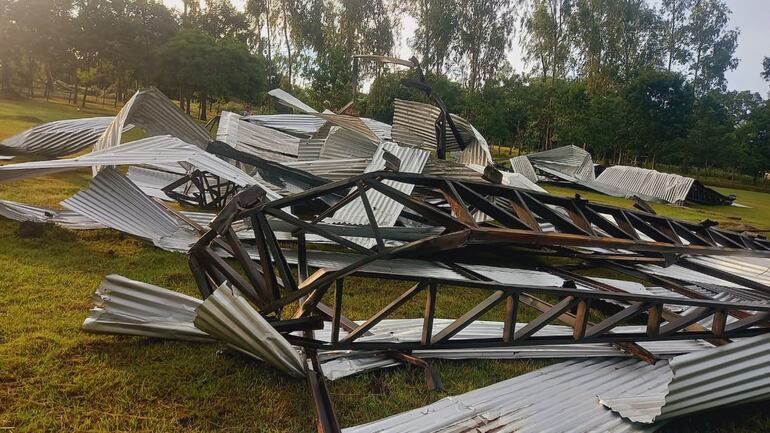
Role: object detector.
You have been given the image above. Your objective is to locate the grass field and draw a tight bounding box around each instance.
[1,97,770,432]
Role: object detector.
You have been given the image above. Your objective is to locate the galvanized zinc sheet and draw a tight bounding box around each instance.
[344,357,663,433]
[93,87,211,158]
[268,88,318,113]
[216,111,299,162]
[82,274,212,342]
[194,284,306,377]
[0,116,129,157]
[61,168,201,251]
[510,155,539,183]
[283,158,371,181]
[318,126,380,160]
[391,98,475,152]
[595,166,695,205]
[526,145,596,182]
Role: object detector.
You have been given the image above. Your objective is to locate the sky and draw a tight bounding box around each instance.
[163,0,769,94]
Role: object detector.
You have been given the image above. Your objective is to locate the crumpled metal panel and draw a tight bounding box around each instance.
[62,168,200,251]
[93,87,210,158]
[0,135,280,200]
[526,145,596,182]
[684,256,770,288]
[601,333,770,423]
[344,357,664,433]
[268,88,318,113]
[82,274,212,342]
[595,166,695,205]
[0,155,13,160]
[453,125,493,166]
[284,158,371,181]
[510,155,539,183]
[216,111,299,162]
[244,114,326,137]
[391,98,475,152]
[194,284,306,377]
[0,116,130,157]
[0,199,106,229]
[319,126,380,160]
[327,143,429,247]
[465,164,545,192]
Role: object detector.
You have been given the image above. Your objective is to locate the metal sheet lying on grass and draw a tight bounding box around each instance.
[82,274,211,342]
[194,284,306,377]
[0,116,129,157]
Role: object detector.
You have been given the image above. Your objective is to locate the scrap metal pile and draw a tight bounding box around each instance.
[2,58,770,432]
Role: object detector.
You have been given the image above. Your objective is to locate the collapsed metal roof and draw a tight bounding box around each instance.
[0,116,130,157]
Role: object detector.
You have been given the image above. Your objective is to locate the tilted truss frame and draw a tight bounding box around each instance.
[187,171,770,356]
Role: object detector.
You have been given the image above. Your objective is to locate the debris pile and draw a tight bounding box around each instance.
[1,58,769,432]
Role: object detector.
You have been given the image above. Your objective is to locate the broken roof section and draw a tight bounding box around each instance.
[0,117,131,158]
[93,87,211,157]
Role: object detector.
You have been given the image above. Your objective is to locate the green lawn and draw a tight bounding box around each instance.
[1,97,769,432]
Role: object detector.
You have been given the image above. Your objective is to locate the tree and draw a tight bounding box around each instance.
[453,0,515,93]
[625,69,693,168]
[762,57,770,84]
[661,0,695,71]
[409,0,457,75]
[686,0,738,94]
[157,29,266,120]
[523,0,573,83]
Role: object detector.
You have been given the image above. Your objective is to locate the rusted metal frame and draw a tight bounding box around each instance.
[659,307,715,335]
[224,227,273,304]
[647,304,663,336]
[421,282,437,345]
[305,349,342,433]
[671,220,715,246]
[331,279,344,344]
[519,192,593,236]
[264,207,375,255]
[386,351,444,391]
[508,190,542,231]
[431,290,507,344]
[261,251,390,314]
[288,327,770,351]
[712,228,770,250]
[451,181,532,230]
[678,259,770,295]
[503,293,520,343]
[563,201,596,237]
[197,246,267,307]
[439,180,477,225]
[602,262,757,321]
[297,232,308,282]
[576,203,636,239]
[724,311,770,332]
[585,302,648,337]
[572,299,590,339]
[256,212,299,294]
[711,309,728,336]
[625,212,682,244]
[251,215,282,302]
[610,210,641,240]
[314,301,362,334]
[188,253,214,298]
[308,183,367,225]
[364,178,468,231]
[513,296,580,341]
[355,181,385,249]
[709,229,748,249]
[340,282,427,343]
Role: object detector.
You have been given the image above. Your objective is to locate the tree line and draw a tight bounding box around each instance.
[0,0,769,178]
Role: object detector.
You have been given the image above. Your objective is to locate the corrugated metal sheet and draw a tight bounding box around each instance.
[315,113,381,143]
[193,284,306,377]
[216,111,299,162]
[526,145,596,182]
[319,126,380,160]
[243,114,326,137]
[684,256,770,288]
[0,135,280,200]
[453,125,493,166]
[298,120,333,161]
[0,199,105,229]
[268,88,318,113]
[62,168,200,251]
[595,166,695,205]
[601,333,770,423]
[423,158,485,182]
[391,99,475,152]
[327,143,429,247]
[510,155,538,183]
[93,88,211,163]
[344,357,663,433]
[0,117,128,157]
[82,274,212,342]
[0,155,13,160]
[283,158,370,181]
[465,164,546,192]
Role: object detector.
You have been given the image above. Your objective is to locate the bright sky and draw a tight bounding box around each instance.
[163,0,769,94]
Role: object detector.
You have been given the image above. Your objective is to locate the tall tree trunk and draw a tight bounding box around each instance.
[281,0,292,86]
[73,79,79,106]
[199,95,207,121]
[81,86,88,108]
